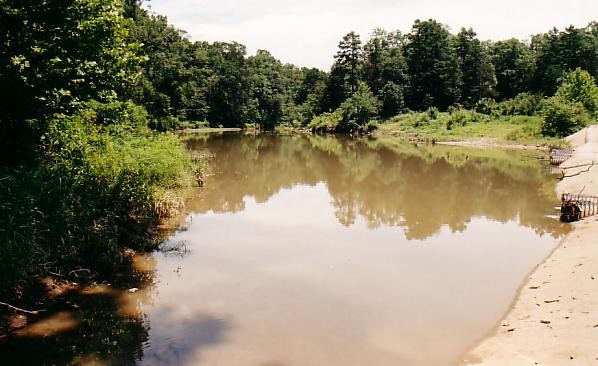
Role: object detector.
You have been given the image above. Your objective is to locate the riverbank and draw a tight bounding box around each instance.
[374,112,569,149]
[463,125,598,365]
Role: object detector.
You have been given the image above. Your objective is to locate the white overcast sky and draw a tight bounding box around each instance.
[145,0,597,70]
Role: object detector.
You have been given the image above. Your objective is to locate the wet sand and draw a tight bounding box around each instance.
[463,125,598,365]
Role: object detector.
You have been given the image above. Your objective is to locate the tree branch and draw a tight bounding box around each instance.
[0,301,44,316]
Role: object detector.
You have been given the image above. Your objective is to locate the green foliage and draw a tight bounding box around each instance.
[337,83,381,131]
[377,81,404,118]
[307,110,343,132]
[405,19,461,110]
[455,28,497,106]
[246,50,288,129]
[0,0,144,164]
[445,108,483,129]
[554,68,598,116]
[426,106,439,119]
[121,5,596,132]
[474,98,498,115]
[0,102,193,286]
[541,96,590,137]
[532,24,598,95]
[0,0,194,289]
[491,39,535,100]
[380,111,560,146]
[322,32,365,111]
[492,93,546,116]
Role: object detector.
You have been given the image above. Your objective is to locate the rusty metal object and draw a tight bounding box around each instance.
[550,149,574,165]
[560,193,598,222]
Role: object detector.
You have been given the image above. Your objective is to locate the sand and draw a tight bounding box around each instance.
[462,125,598,365]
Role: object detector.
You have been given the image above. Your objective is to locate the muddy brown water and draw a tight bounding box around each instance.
[0,133,570,365]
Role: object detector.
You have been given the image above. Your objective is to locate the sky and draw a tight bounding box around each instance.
[145,0,597,70]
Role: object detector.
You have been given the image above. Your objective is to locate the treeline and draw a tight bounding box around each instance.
[123,3,597,134]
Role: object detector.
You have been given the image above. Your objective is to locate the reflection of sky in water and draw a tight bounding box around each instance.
[140,182,559,366]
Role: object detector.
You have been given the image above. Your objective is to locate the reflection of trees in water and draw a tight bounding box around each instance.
[0,258,157,365]
[185,133,569,240]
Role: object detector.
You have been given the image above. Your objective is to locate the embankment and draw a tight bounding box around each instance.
[463,125,598,365]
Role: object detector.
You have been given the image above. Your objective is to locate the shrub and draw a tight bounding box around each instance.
[379,82,405,119]
[541,96,590,137]
[474,98,497,115]
[555,68,598,117]
[493,93,545,116]
[426,107,439,119]
[307,110,343,133]
[0,102,194,288]
[337,82,381,132]
[446,108,482,128]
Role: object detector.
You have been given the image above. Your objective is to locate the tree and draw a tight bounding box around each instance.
[293,67,327,124]
[491,39,535,100]
[0,0,143,164]
[205,42,250,127]
[363,29,408,117]
[323,32,364,111]
[405,19,461,111]
[246,50,287,129]
[455,28,496,106]
[532,24,598,95]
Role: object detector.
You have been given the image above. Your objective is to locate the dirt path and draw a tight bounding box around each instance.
[462,125,598,366]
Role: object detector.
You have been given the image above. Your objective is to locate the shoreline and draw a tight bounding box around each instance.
[462,125,598,365]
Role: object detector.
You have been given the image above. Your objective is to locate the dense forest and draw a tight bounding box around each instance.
[120,2,597,135]
[0,0,596,293]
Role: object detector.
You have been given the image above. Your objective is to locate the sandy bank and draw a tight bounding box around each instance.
[463,125,598,365]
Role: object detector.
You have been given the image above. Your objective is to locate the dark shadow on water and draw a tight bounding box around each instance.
[0,291,148,365]
[139,307,230,366]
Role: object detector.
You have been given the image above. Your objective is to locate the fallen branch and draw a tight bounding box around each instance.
[0,301,44,316]
[561,161,596,170]
[559,161,595,180]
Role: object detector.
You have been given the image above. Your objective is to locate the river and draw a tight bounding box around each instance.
[0,133,570,366]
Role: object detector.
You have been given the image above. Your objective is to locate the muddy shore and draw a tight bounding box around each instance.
[463,125,598,365]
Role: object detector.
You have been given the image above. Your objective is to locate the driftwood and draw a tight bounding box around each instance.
[0,301,44,316]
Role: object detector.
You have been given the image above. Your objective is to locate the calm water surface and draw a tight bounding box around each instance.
[0,133,569,366]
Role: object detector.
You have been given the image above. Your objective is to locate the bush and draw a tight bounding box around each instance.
[307,110,343,133]
[337,82,381,132]
[379,82,405,119]
[555,68,598,117]
[492,93,545,116]
[446,108,482,128]
[426,107,439,119]
[0,102,194,288]
[308,83,381,133]
[474,98,497,115]
[541,96,590,137]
